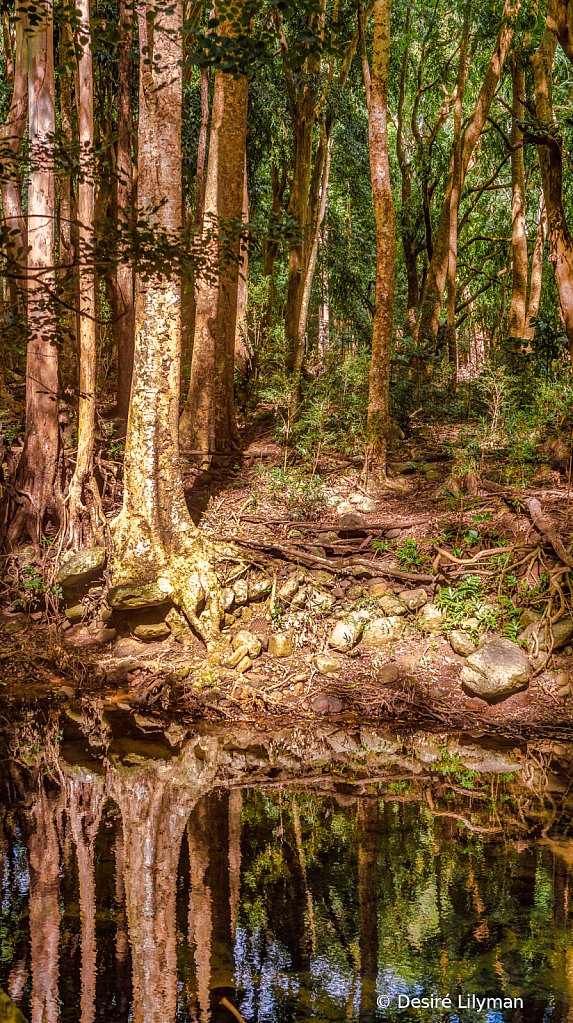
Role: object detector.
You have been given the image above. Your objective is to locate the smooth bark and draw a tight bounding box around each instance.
[0,0,27,314]
[507,52,528,339]
[113,0,135,421]
[524,190,548,341]
[445,13,470,386]
[365,0,396,478]
[66,778,105,1023]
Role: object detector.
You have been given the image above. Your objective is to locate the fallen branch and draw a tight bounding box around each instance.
[528,498,573,571]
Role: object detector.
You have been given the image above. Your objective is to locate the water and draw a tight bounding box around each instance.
[0,712,572,1022]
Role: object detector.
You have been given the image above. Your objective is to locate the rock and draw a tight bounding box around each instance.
[133,620,171,640]
[449,630,476,657]
[314,653,341,675]
[518,618,573,652]
[375,663,399,684]
[278,570,305,602]
[67,625,116,647]
[291,587,308,608]
[399,587,428,611]
[310,545,326,560]
[248,576,272,601]
[417,603,446,631]
[311,694,344,714]
[105,656,144,683]
[317,531,339,544]
[221,587,235,611]
[224,644,250,668]
[346,584,364,600]
[338,511,366,530]
[557,684,571,698]
[309,569,335,587]
[232,630,262,657]
[348,494,376,513]
[555,670,570,687]
[165,607,193,645]
[98,604,113,623]
[328,618,364,652]
[233,579,249,605]
[3,619,26,635]
[565,645,573,656]
[268,631,294,657]
[56,685,76,701]
[57,547,106,587]
[362,616,405,647]
[389,462,417,475]
[460,637,530,699]
[519,608,541,630]
[308,588,337,609]
[236,655,252,674]
[114,636,145,657]
[368,579,388,597]
[377,594,408,616]
[107,582,172,611]
[384,528,402,539]
[64,600,84,623]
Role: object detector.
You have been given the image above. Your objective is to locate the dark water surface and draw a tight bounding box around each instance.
[0,714,572,1022]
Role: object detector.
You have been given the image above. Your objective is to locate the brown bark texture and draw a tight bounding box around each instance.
[113,0,135,421]
[418,0,520,347]
[0,0,27,314]
[524,190,548,341]
[365,0,396,478]
[445,14,470,385]
[507,52,528,339]
[180,8,249,456]
[66,778,105,1023]
[3,0,62,548]
[27,783,62,1023]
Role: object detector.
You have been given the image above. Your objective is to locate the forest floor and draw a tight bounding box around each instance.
[2,414,573,741]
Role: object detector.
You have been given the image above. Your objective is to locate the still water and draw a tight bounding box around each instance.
[0,719,572,1023]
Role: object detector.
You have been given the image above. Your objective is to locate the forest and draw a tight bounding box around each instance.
[2,0,573,725]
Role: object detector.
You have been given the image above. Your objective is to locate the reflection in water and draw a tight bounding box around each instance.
[0,732,572,1022]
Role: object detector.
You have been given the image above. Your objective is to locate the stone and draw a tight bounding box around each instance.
[57,547,106,587]
[328,618,364,652]
[223,613,235,628]
[389,462,417,475]
[518,618,573,652]
[346,584,364,600]
[362,616,405,647]
[308,588,337,610]
[309,569,335,587]
[233,579,249,605]
[565,645,573,656]
[221,587,235,611]
[3,619,26,635]
[268,631,294,657]
[311,694,344,714]
[64,600,84,623]
[314,654,341,675]
[384,528,402,539]
[133,620,171,640]
[107,582,172,611]
[557,684,571,698]
[248,576,272,601]
[236,655,252,674]
[449,630,475,657]
[417,603,446,631]
[368,579,388,597]
[278,570,305,602]
[519,608,541,631]
[375,663,399,684]
[224,644,249,668]
[460,637,530,699]
[291,587,308,608]
[98,604,113,623]
[67,625,116,647]
[338,512,366,530]
[377,594,408,616]
[425,469,440,482]
[336,501,354,516]
[310,546,326,560]
[56,685,76,701]
[317,531,339,544]
[232,630,262,658]
[350,564,373,580]
[399,587,428,611]
[114,636,145,657]
[349,495,376,513]
[165,607,193,645]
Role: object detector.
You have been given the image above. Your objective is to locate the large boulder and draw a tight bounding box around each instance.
[362,616,405,647]
[460,637,529,699]
[107,582,172,610]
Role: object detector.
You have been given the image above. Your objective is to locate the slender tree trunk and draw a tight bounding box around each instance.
[66,779,105,1023]
[67,0,103,548]
[507,52,528,339]
[418,0,520,347]
[228,789,241,941]
[317,216,330,359]
[57,23,77,393]
[113,0,135,421]
[445,13,470,388]
[524,190,548,341]
[530,22,573,358]
[234,154,252,381]
[365,0,396,479]
[4,0,62,548]
[295,125,332,382]
[27,785,61,1023]
[182,68,210,366]
[180,9,249,456]
[261,160,287,330]
[0,0,27,316]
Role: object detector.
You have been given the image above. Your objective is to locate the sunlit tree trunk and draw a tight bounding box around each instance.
[4,0,62,548]
[234,154,252,385]
[524,189,548,341]
[418,0,520,347]
[110,0,224,644]
[507,52,528,339]
[187,798,213,1022]
[295,125,332,383]
[179,6,249,457]
[113,0,135,421]
[67,0,104,548]
[365,0,396,479]
[27,784,62,1023]
[0,0,27,317]
[445,13,470,388]
[182,67,210,366]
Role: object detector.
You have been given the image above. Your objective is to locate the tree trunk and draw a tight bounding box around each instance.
[530,21,573,358]
[182,67,211,370]
[507,52,528,339]
[57,23,78,394]
[113,0,135,421]
[524,189,548,341]
[445,13,470,388]
[0,0,27,317]
[180,8,249,457]
[3,0,62,548]
[27,784,62,1023]
[109,0,225,645]
[234,153,252,382]
[66,778,105,1023]
[67,0,104,548]
[365,0,396,480]
[418,0,520,347]
[228,789,242,941]
[295,124,332,381]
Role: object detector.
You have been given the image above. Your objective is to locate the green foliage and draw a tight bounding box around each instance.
[254,466,328,520]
